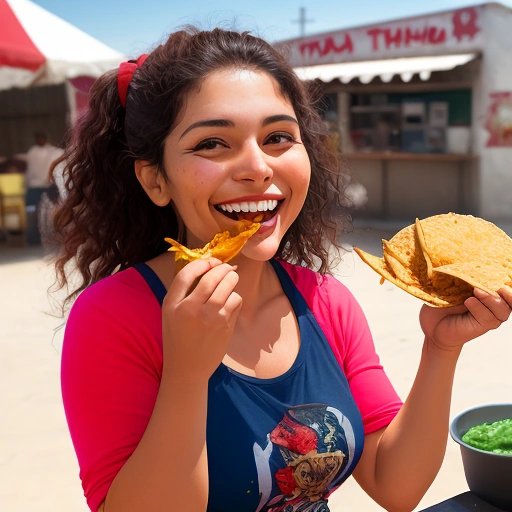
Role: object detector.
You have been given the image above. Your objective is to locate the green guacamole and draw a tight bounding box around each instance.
[462,418,512,455]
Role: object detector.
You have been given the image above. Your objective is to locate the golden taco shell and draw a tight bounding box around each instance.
[418,213,512,263]
[354,246,472,307]
[353,213,511,307]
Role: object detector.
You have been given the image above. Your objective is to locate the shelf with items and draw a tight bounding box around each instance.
[348,89,471,154]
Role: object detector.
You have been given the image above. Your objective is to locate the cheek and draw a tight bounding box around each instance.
[170,161,224,195]
[288,151,311,193]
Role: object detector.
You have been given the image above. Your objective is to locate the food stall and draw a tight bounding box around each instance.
[277,2,512,222]
[0,0,123,156]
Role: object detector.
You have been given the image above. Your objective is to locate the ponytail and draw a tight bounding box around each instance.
[52,69,177,308]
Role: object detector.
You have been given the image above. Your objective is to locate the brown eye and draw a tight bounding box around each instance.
[192,138,227,151]
[264,132,298,145]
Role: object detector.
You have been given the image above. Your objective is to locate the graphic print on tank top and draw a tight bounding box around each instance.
[254,404,356,512]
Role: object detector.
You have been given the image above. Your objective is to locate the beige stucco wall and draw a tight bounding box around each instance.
[344,156,478,220]
[474,5,512,221]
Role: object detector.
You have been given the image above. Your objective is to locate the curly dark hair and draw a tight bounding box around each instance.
[51,27,350,306]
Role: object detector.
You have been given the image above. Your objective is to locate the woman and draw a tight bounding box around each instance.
[53,28,512,512]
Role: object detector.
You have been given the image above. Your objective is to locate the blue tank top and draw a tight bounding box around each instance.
[135,260,364,512]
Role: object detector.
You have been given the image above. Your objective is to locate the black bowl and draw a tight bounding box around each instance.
[450,403,512,511]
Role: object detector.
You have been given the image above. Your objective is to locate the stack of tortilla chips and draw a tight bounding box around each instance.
[354,213,512,307]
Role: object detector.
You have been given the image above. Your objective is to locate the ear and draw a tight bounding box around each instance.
[134,160,172,206]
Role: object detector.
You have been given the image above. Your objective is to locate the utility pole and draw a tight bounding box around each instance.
[292,7,314,37]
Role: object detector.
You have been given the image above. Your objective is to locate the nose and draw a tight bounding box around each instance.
[232,141,273,183]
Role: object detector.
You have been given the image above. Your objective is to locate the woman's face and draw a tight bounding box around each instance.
[161,67,311,262]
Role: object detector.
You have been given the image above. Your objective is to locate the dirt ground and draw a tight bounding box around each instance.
[1,221,511,511]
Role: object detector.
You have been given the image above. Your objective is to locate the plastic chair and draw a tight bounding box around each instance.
[0,173,26,240]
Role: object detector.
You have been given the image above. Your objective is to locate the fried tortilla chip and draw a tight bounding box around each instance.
[415,217,434,280]
[418,213,512,265]
[382,224,428,286]
[418,213,512,294]
[414,217,465,291]
[353,213,511,307]
[165,219,261,271]
[383,240,416,286]
[433,261,508,295]
[354,246,472,307]
[354,246,457,307]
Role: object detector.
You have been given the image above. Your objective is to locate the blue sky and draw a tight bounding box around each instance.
[34,0,512,55]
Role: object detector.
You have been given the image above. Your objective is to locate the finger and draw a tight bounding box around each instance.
[464,294,502,331]
[473,288,511,323]
[207,267,240,308]
[223,291,243,320]
[189,263,238,304]
[498,285,512,308]
[167,258,222,302]
[211,292,243,337]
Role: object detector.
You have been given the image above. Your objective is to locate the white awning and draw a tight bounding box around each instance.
[293,53,478,84]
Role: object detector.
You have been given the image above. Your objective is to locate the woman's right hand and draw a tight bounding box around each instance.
[161,258,242,382]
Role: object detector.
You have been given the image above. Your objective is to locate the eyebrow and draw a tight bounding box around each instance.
[262,114,299,126]
[179,114,299,140]
[179,119,234,140]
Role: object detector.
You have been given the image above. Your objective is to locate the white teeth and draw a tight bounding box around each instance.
[218,199,279,213]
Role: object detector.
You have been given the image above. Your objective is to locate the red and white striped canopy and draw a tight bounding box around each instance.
[0,0,124,90]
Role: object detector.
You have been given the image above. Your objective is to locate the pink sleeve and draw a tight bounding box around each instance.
[278,261,402,434]
[61,270,163,511]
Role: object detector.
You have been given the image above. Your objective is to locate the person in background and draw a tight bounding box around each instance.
[51,28,512,512]
[23,131,62,244]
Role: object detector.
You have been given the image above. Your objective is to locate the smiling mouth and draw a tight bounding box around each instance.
[214,199,283,222]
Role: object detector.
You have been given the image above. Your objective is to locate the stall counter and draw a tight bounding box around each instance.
[344,152,478,219]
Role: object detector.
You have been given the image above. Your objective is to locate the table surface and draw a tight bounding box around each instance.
[419,491,510,511]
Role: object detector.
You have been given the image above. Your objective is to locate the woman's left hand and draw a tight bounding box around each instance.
[420,285,512,351]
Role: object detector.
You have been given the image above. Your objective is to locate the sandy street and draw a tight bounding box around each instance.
[1,222,511,511]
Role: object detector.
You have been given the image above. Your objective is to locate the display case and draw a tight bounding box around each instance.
[349,90,470,154]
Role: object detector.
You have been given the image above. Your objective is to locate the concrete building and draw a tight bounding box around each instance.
[277,3,512,222]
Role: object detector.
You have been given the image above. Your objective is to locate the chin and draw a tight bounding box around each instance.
[240,241,281,263]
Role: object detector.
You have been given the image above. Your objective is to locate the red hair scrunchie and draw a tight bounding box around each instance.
[117,54,149,108]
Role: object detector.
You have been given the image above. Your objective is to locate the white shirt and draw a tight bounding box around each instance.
[24,143,63,188]
[52,160,67,199]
